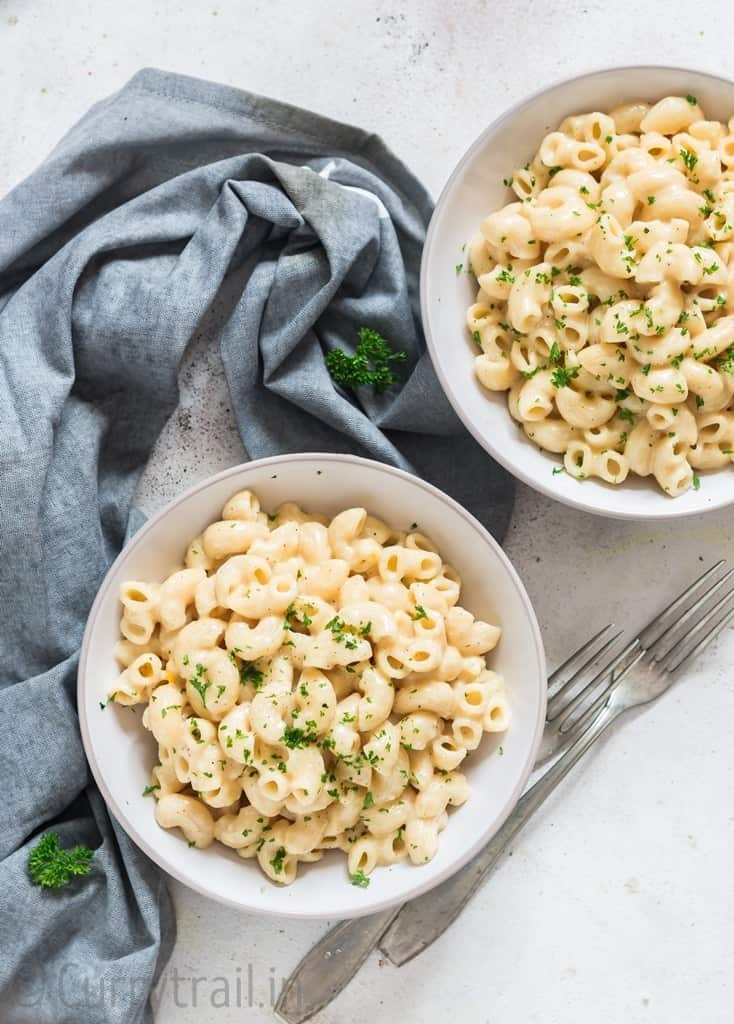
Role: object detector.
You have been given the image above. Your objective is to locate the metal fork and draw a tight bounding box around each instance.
[275,563,734,1023]
[537,559,733,764]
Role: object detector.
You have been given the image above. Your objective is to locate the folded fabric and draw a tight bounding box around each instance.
[0,68,513,1022]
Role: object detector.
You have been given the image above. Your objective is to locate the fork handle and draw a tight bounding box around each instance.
[275,907,400,1023]
[379,703,619,966]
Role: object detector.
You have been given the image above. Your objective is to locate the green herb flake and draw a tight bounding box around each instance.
[240,662,264,689]
[189,663,211,706]
[270,846,287,875]
[282,729,317,753]
[550,365,580,389]
[680,148,698,174]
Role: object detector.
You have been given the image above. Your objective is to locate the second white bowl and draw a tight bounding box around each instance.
[422,65,734,520]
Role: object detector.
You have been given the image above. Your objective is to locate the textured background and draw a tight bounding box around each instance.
[2,2,733,1022]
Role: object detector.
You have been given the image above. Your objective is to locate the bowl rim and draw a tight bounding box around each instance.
[78,452,547,919]
[421,62,734,522]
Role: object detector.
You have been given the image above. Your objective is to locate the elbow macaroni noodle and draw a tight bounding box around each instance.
[467,94,734,496]
[110,490,508,886]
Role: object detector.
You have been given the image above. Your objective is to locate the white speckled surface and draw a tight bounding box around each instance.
[3,2,734,1021]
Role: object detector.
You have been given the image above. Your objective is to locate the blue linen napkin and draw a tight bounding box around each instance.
[0,68,513,1022]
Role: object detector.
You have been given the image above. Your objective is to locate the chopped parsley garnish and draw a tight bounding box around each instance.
[680,148,698,174]
[189,663,211,706]
[325,327,407,394]
[550,365,580,389]
[239,662,264,689]
[270,846,287,875]
[350,869,370,888]
[718,344,734,375]
[362,791,374,810]
[142,784,160,796]
[692,474,701,491]
[411,604,428,621]
[324,615,361,650]
[284,602,313,630]
[282,724,317,749]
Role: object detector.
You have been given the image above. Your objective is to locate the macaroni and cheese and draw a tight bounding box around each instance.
[467,94,734,496]
[109,491,509,886]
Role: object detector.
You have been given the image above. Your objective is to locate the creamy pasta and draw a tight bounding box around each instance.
[467,94,734,496]
[109,490,509,886]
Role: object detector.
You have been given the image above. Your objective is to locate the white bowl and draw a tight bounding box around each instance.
[423,65,734,520]
[79,454,545,919]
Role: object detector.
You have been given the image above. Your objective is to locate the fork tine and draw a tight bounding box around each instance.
[554,648,647,748]
[661,585,734,673]
[643,566,734,663]
[638,560,728,649]
[547,629,624,712]
[546,623,616,697]
[554,639,641,728]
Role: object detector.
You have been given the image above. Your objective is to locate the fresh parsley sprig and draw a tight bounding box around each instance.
[325,328,407,394]
[28,832,93,889]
